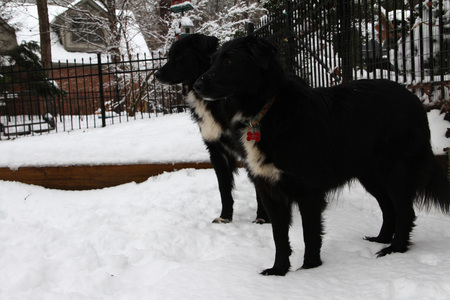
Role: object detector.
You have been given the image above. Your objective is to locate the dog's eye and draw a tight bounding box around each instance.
[223,58,233,65]
[174,52,186,62]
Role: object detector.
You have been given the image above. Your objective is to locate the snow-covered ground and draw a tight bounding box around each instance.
[0,114,209,169]
[0,111,449,299]
[1,170,450,299]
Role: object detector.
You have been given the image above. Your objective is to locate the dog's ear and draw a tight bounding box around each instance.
[247,38,277,70]
[203,36,220,56]
[190,34,219,56]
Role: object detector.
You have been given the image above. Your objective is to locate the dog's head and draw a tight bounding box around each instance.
[193,36,284,101]
[155,34,219,86]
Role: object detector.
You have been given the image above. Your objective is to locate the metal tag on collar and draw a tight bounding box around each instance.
[245,96,275,142]
[247,126,260,142]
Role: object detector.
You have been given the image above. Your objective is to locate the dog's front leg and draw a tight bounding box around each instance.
[208,143,236,223]
[297,192,327,269]
[257,186,292,276]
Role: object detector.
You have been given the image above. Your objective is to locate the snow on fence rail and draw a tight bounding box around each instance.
[0,53,184,140]
[249,0,450,108]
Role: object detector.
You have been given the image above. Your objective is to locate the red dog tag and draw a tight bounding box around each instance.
[247,131,261,142]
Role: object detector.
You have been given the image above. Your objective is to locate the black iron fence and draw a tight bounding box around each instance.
[0,53,183,139]
[2,0,449,140]
[249,0,450,109]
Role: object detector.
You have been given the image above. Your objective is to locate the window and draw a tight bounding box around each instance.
[71,18,105,44]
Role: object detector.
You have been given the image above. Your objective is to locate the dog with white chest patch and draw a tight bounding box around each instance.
[155,34,269,224]
[193,36,450,276]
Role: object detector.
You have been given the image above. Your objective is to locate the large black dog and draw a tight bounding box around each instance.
[155,34,269,223]
[194,36,450,276]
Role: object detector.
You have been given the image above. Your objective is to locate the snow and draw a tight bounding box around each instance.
[0,111,449,299]
[428,109,450,154]
[1,169,450,299]
[193,1,267,42]
[0,114,209,169]
[388,9,411,22]
[170,2,195,13]
[180,16,194,27]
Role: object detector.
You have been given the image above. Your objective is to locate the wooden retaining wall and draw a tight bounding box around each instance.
[0,154,448,190]
[0,162,213,190]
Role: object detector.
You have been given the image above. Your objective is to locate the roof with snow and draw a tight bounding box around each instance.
[0,17,18,53]
[170,1,194,14]
[180,16,194,27]
[4,1,150,64]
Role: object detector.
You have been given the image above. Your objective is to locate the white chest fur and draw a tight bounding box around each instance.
[240,128,282,183]
[186,91,223,142]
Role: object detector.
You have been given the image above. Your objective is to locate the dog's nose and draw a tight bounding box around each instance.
[154,70,161,81]
[193,77,205,94]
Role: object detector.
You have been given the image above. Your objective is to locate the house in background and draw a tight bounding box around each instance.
[52,0,109,53]
[0,17,18,54]
[6,0,150,63]
[1,1,152,124]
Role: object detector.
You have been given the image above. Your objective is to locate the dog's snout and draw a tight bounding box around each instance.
[154,70,162,81]
[193,76,205,93]
[194,73,221,100]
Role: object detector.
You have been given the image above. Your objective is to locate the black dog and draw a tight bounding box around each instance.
[194,36,450,276]
[155,34,269,224]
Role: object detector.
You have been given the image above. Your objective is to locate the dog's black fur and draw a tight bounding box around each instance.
[194,36,450,276]
[155,34,269,223]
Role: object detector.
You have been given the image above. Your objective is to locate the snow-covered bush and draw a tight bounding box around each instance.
[393,0,450,77]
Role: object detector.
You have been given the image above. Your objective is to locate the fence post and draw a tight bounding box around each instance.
[247,22,255,35]
[97,53,106,127]
[336,0,353,82]
[284,0,295,74]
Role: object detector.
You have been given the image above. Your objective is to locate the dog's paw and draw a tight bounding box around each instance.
[364,236,392,244]
[253,218,269,224]
[260,267,288,276]
[376,245,407,257]
[301,259,322,269]
[212,217,232,224]
[376,246,394,257]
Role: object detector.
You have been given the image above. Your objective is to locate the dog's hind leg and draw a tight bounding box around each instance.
[208,144,237,223]
[376,202,415,257]
[359,176,396,244]
[376,169,417,257]
[298,192,326,269]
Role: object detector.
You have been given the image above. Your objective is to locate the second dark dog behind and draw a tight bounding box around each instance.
[155,34,269,224]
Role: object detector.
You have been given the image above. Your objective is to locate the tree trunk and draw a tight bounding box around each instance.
[36,0,52,75]
[106,0,121,61]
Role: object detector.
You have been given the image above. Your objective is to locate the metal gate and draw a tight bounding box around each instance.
[248,0,450,110]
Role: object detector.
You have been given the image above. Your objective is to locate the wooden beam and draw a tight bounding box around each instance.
[0,162,213,190]
[0,154,447,190]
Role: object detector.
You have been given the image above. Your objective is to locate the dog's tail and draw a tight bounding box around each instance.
[416,155,450,213]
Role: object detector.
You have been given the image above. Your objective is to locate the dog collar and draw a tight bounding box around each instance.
[247,96,276,128]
